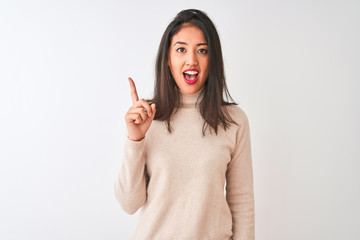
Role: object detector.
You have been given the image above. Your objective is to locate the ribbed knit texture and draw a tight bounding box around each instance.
[114,88,255,240]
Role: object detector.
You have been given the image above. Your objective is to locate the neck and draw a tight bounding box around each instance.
[179,87,204,108]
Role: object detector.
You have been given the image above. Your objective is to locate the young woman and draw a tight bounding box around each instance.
[114,9,255,240]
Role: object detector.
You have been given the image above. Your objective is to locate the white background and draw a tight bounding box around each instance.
[1,0,359,239]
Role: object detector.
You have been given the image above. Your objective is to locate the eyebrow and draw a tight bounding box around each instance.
[173,41,208,46]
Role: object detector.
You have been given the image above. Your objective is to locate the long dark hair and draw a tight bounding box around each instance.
[148,9,238,136]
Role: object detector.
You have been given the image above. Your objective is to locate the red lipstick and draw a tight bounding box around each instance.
[183,69,199,85]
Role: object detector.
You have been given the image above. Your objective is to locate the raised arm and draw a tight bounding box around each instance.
[114,77,156,214]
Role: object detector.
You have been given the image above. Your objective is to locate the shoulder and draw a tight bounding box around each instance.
[224,104,250,126]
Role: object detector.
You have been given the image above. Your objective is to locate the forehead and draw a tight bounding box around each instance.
[171,23,207,44]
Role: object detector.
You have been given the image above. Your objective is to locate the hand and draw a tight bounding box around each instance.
[125,77,156,141]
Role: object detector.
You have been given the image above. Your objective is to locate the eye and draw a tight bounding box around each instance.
[198,48,208,54]
[176,47,186,53]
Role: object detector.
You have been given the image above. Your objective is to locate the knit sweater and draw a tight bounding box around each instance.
[114,88,255,240]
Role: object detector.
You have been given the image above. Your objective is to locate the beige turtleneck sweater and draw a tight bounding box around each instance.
[114,88,255,240]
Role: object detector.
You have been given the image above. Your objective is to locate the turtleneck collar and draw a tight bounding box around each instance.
[179,87,205,108]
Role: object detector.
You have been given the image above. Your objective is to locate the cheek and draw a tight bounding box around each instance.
[168,62,182,81]
[202,60,209,77]
[201,56,209,67]
[171,60,183,74]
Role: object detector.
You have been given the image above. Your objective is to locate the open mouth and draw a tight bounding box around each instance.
[183,69,199,84]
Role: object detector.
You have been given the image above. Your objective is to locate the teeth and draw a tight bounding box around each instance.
[184,71,198,75]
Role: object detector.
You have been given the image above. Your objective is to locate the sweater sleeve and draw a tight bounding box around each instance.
[226,110,255,240]
[114,136,148,215]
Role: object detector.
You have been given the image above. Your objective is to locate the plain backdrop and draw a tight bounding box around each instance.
[1,0,359,239]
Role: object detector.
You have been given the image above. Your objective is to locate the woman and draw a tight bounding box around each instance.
[114,9,255,240]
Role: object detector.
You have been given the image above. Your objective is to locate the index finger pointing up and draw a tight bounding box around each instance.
[128,77,139,105]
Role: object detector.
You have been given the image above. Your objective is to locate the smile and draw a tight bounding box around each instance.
[183,69,199,85]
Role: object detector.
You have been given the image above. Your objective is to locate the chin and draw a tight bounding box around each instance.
[181,86,202,95]
[175,77,206,95]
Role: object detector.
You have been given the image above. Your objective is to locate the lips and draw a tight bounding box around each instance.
[183,68,199,85]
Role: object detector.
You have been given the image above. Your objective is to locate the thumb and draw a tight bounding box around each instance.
[150,103,156,120]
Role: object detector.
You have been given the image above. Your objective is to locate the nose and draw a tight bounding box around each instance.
[186,51,198,66]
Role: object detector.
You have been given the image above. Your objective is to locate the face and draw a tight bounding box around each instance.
[168,23,209,95]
